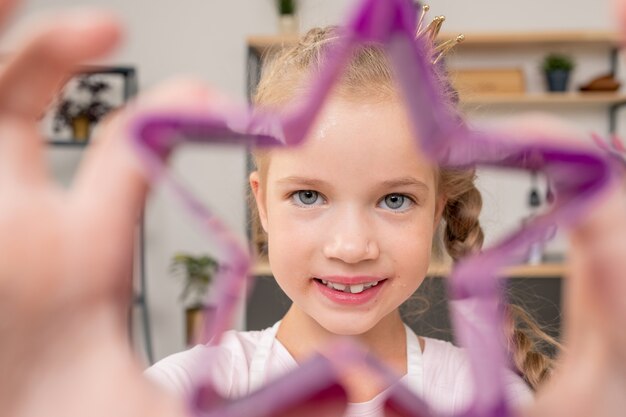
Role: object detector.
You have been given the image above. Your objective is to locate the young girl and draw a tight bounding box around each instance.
[145,26,555,415]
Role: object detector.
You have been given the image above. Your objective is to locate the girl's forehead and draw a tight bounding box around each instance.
[268,97,437,184]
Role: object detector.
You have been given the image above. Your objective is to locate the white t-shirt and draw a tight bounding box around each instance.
[145,322,532,417]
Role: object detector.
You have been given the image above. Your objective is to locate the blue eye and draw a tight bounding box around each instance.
[379,194,414,211]
[292,190,321,206]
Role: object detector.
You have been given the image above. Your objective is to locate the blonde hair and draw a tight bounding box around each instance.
[250,26,558,390]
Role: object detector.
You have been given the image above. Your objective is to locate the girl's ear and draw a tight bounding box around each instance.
[249,171,269,233]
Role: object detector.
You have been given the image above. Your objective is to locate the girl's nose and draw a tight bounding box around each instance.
[322,215,380,264]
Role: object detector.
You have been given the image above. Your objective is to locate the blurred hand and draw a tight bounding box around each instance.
[0,1,214,416]
[496,114,626,417]
[516,2,626,411]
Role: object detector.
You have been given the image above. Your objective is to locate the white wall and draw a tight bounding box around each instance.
[3,0,623,363]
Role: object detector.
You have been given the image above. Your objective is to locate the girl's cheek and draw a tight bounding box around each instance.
[272,208,320,239]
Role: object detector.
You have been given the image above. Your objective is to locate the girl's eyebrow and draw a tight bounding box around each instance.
[276,176,429,191]
[276,176,329,187]
[380,177,430,192]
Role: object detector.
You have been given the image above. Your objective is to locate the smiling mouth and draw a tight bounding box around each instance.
[313,278,387,294]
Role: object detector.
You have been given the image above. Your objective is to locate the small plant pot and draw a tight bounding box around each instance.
[185,304,216,346]
[279,14,298,34]
[545,70,571,92]
[71,115,90,141]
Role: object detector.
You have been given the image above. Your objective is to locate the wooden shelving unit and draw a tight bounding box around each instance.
[244,32,578,333]
[245,29,625,254]
[252,261,566,279]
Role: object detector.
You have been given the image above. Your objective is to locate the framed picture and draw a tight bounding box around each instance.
[41,66,137,145]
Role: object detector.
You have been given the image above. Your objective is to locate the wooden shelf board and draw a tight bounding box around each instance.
[427,263,567,278]
[252,261,566,278]
[460,92,626,106]
[247,35,299,54]
[439,31,621,47]
[248,31,622,54]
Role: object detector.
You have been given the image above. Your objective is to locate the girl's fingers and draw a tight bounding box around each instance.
[0,11,121,118]
[564,180,626,352]
[0,11,121,185]
[0,0,18,32]
[0,116,45,186]
[72,78,221,229]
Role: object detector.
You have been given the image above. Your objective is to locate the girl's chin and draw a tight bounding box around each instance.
[313,315,379,337]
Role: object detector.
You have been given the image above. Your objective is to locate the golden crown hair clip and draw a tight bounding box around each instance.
[414,2,465,64]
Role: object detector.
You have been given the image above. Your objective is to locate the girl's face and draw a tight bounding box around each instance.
[250,97,444,335]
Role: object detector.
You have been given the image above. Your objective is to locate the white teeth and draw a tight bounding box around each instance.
[349,284,365,294]
[319,278,383,294]
[328,282,346,291]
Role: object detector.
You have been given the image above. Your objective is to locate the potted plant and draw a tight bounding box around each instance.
[53,75,114,142]
[276,0,298,34]
[541,53,575,92]
[170,253,219,346]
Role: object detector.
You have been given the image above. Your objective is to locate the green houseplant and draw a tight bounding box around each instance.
[542,53,575,92]
[170,253,219,345]
[276,0,298,34]
[278,0,296,15]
